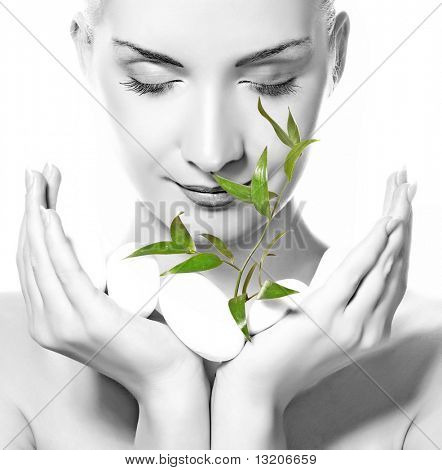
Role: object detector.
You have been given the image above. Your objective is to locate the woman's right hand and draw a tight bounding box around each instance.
[15,164,206,403]
[212,170,415,448]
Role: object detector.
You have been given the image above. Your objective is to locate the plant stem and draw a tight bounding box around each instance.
[258,262,264,287]
[222,260,241,272]
[234,219,271,297]
[271,180,290,218]
[233,180,291,298]
[247,292,259,301]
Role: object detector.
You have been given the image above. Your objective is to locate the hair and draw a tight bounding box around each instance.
[83,0,336,35]
[84,0,104,26]
[320,0,337,36]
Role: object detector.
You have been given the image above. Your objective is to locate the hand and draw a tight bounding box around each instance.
[211,170,414,448]
[16,164,204,401]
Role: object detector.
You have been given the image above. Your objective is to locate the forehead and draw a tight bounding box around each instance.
[101,0,321,66]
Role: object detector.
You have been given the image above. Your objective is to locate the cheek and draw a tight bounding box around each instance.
[91,51,178,170]
[247,62,328,190]
[294,61,329,138]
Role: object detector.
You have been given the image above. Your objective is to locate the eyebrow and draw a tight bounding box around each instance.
[113,39,185,68]
[235,37,312,67]
[112,36,312,69]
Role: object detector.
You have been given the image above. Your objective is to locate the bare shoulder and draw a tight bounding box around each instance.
[393,289,442,337]
[392,289,442,390]
[285,289,442,450]
[0,291,40,380]
[403,376,442,449]
[0,291,39,449]
[0,292,88,448]
[0,291,77,397]
[395,291,442,449]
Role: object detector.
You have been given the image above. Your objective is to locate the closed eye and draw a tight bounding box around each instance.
[240,77,300,97]
[120,77,181,96]
[120,76,300,97]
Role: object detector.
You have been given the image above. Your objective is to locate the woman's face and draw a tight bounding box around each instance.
[82,0,335,244]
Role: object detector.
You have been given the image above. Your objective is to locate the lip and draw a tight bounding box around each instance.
[172,179,250,209]
[181,188,235,208]
[179,184,227,194]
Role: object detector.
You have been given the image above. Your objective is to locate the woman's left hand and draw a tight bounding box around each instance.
[211,170,414,449]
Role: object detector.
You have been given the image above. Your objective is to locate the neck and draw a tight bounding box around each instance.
[115,199,327,298]
[194,200,327,297]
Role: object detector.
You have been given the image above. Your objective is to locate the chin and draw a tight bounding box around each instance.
[185,205,265,246]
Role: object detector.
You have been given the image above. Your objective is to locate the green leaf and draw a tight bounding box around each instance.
[170,212,196,252]
[258,97,293,148]
[242,262,258,296]
[228,294,251,341]
[269,191,278,200]
[212,174,252,203]
[251,147,270,218]
[284,139,319,182]
[161,253,223,276]
[125,242,193,258]
[257,280,297,300]
[287,108,301,145]
[200,234,234,263]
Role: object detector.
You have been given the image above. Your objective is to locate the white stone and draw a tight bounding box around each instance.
[106,243,160,318]
[248,278,308,335]
[158,273,246,362]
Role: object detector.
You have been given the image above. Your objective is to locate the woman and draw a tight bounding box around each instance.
[2,0,441,450]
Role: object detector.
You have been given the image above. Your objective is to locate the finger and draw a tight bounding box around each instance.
[397,167,408,186]
[401,183,416,276]
[324,216,395,307]
[25,173,71,316]
[379,182,411,263]
[388,202,412,309]
[388,182,412,221]
[382,171,398,216]
[41,207,99,310]
[385,183,412,265]
[373,184,416,335]
[344,183,410,318]
[16,214,32,319]
[383,167,407,215]
[310,176,410,294]
[402,208,413,274]
[42,163,62,210]
[309,245,348,290]
[344,221,405,322]
[17,170,37,319]
[370,258,405,341]
[22,238,44,332]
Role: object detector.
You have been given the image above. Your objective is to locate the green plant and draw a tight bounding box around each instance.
[126,97,318,341]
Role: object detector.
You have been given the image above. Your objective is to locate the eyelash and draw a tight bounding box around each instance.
[245,77,300,97]
[120,78,177,96]
[120,76,300,97]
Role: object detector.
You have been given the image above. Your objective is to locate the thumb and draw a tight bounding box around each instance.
[309,244,351,290]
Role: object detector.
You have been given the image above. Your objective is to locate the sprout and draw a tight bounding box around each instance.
[126,97,319,341]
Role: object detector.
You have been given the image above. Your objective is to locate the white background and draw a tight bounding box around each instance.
[0,0,441,300]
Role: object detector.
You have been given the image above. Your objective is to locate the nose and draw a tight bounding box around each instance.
[180,86,244,174]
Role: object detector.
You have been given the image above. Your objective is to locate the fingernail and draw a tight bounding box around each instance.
[25,169,34,191]
[386,218,401,235]
[396,166,407,185]
[43,161,53,178]
[407,183,417,203]
[39,206,50,227]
